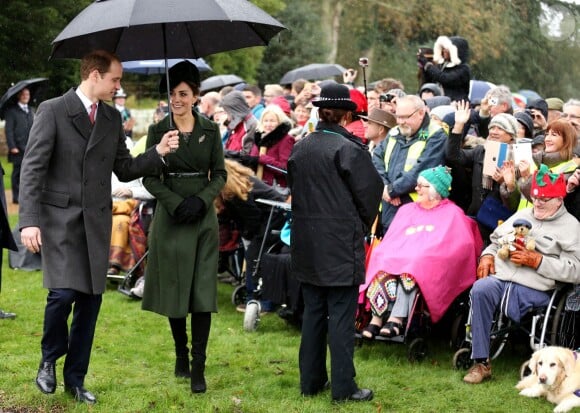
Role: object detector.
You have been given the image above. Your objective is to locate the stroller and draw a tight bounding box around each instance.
[114,200,155,298]
[241,198,292,331]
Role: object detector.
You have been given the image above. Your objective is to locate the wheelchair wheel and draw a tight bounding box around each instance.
[450,311,468,350]
[549,292,567,346]
[489,315,509,360]
[408,338,427,362]
[519,360,532,380]
[243,300,261,332]
[231,285,247,306]
[453,348,473,370]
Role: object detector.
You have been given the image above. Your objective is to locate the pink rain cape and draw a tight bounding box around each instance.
[361,199,483,322]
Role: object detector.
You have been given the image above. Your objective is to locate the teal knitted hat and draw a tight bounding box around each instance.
[419,166,452,198]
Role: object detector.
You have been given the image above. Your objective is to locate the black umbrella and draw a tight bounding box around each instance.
[279,63,346,85]
[122,58,212,75]
[50,0,285,60]
[50,0,285,127]
[200,74,244,93]
[0,78,48,120]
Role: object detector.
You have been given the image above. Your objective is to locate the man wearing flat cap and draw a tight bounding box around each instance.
[464,164,580,384]
[288,82,383,403]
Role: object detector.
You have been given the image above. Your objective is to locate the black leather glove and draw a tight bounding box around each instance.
[417,55,429,69]
[239,155,259,168]
[173,196,206,224]
[224,150,241,159]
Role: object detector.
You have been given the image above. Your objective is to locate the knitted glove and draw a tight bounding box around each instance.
[509,243,543,269]
[477,255,495,279]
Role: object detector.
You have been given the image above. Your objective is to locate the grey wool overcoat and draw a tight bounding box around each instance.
[19,89,165,295]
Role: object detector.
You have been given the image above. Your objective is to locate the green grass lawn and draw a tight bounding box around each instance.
[0,257,558,413]
[0,158,557,412]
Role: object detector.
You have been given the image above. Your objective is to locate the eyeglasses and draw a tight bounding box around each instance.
[416,183,430,189]
[532,197,556,205]
[561,113,580,120]
[396,108,420,121]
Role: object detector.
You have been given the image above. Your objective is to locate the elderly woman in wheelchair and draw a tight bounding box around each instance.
[361,166,482,340]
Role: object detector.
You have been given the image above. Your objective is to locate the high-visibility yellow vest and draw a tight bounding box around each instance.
[383,123,442,201]
[517,159,577,210]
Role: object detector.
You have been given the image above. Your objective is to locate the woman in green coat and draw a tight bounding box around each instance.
[142,61,226,394]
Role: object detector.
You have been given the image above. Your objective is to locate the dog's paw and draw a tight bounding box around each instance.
[519,387,543,398]
[554,397,580,413]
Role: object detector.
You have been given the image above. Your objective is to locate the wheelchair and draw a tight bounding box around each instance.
[355,282,471,363]
[452,283,576,375]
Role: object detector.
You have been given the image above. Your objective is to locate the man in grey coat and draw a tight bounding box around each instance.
[19,50,179,404]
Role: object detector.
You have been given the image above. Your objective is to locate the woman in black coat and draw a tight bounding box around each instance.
[420,35,471,103]
[287,83,383,403]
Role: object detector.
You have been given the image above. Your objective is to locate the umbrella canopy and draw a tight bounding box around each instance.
[279,63,346,85]
[50,0,286,61]
[122,58,212,75]
[468,79,495,106]
[200,74,244,92]
[0,78,48,120]
[518,89,542,102]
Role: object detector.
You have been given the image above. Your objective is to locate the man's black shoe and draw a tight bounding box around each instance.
[333,388,374,402]
[35,362,56,394]
[65,386,97,405]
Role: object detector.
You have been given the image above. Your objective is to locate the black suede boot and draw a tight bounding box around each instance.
[169,317,190,378]
[190,312,211,393]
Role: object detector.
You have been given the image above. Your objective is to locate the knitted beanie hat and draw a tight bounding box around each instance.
[489,113,519,137]
[419,165,452,198]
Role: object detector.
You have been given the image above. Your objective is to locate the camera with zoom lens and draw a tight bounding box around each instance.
[379,93,396,103]
[416,46,434,63]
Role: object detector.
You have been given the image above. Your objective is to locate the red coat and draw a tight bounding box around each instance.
[251,123,295,187]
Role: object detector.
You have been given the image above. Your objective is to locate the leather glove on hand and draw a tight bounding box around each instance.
[173,196,206,224]
[510,243,543,269]
[477,255,495,279]
[239,155,259,168]
[417,55,429,69]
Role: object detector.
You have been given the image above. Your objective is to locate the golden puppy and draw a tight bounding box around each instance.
[516,346,580,413]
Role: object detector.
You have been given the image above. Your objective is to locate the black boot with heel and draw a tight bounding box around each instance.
[190,312,211,393]
[169,317,190,378]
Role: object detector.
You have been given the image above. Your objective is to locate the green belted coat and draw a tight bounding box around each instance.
[142,112,226,317]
